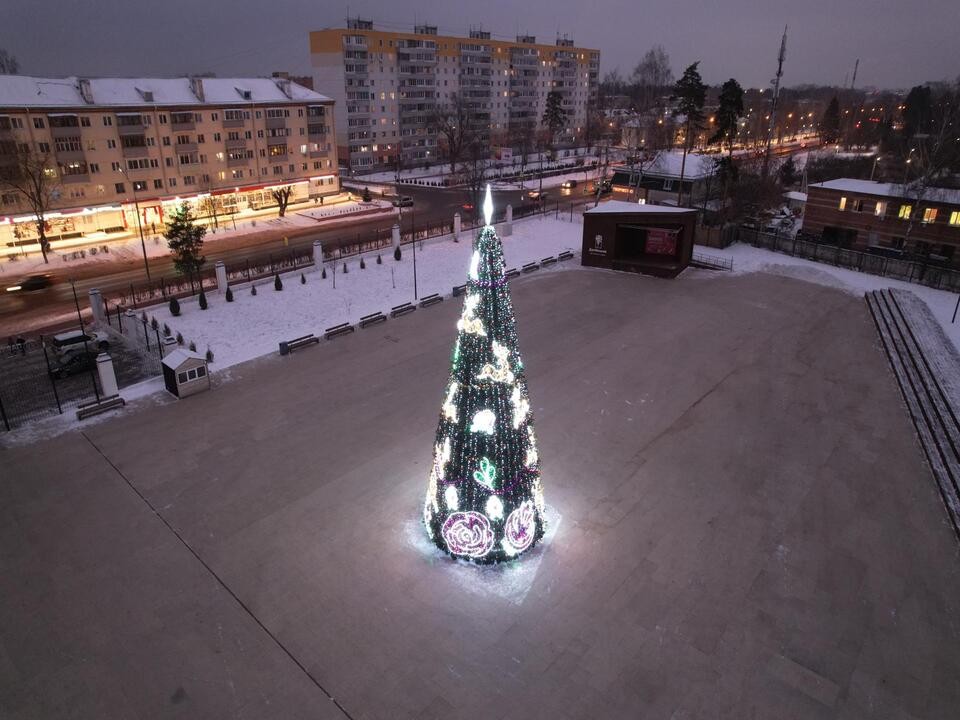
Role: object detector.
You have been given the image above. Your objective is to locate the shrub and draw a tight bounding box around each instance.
[198,290,208,310]
[176,332,184,345]
[360,257,366,269]
[162,323,171,337]
[394,246,402,261]
[140,311,147,323]
[300,272,306,284]
[376,254,382,264]
[150,317,159,330]
[342,262,348,274]
[225,287,234,302]
[205,347,214,363]
[169,297,181,316]
[251,284,257,296]
[362,186,372,202]
[322,267,327,279]
[188,341,197,352]
[274,273,283,291]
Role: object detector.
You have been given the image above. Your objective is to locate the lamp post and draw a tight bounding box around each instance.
[119,168,152,281]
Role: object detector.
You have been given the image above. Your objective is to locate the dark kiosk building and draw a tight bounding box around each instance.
[581,201,697,278]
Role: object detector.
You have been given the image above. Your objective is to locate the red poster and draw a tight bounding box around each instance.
[646,228,677,255]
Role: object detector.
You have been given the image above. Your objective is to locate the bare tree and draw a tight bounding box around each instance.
[0,144,59,263]
[430,93,472,174]
[271,185,294,217]
[460,137,488,224]
[631,46,673,111]
[0,49,19,75]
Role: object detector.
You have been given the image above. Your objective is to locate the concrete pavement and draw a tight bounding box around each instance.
[2,267,960,718]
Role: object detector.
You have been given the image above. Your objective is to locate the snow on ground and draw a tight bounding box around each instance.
[491,167,601,192]
[151,215,583,368]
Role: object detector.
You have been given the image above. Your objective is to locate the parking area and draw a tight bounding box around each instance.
[2,268,960,718]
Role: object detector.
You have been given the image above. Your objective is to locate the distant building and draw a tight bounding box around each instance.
[310,19,600,172]
[272,72,315,91]
[0,75,337,250]
[610,151,717,206]
[805,179,960,265]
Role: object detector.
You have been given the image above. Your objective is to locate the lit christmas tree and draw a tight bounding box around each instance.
[424,186,545,563]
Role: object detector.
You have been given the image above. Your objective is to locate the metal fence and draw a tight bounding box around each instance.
[737,226,960,293]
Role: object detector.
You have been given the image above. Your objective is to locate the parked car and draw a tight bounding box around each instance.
[49,350,98,379]
[5,274,53,293]
[392,196,414,207]
[596,180,613,194]
[527,190,549,201]
[50,329,109,358]
[560,179,578,189]
[462,201,475,212]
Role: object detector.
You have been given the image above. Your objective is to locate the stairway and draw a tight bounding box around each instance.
[866,289,960,539]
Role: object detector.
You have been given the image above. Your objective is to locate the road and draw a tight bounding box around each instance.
[0,183,595,339]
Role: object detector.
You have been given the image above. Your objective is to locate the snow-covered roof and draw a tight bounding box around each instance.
[809,179,960,205]
[784,191,808,202]
[162,348,205,370]
[0,75,331,109]
[643,151,716,180]
[584,200,696,215]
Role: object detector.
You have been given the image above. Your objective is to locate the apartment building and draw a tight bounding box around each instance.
[310,20,600,171]
[806,179,960,265]
[0,75,338,250]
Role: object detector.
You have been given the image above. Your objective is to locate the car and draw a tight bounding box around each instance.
[391,196,414,207]
[50,329,109,358]
[560,179,578,189]
[49,350,98,379]
[462,202,475,212]
[527,190,549,201]
[5,274,53,293]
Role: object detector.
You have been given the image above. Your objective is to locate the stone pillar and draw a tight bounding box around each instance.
[88,288,106,327]
[391,223,401,249]
[312,239,323,268]
[96,353,119,398]
[215,261,228,294]
[453,212,461,242]
[504,204,513,236]
[162,336,178,357]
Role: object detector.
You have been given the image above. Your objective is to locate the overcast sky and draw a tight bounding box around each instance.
[2,0,956,90]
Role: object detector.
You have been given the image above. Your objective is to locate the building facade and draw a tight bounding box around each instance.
[0,75,338,250]
[805,179,960,265]
[310,20,599,171]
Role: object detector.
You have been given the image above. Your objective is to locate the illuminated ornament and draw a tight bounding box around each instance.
[444,484,459,511]
[442,511,495,559]
[511,386,530,429]
[423,498,434,534]
[532,478,545,515]
[426,437,451,513]
[470,409,496,435]
[485,494,504,521]
[457,294,487,336]
[469,250,481,281]
[476,341,514,384]
[473,456,497,490]
[482,183,494,226]
[442,383,458,422]
[503,500,537,555]
[525,446,538,467]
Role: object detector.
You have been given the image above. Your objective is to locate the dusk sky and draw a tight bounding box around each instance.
[2,0,957,89]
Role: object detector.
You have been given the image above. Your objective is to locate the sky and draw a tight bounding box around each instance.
[1,0,957,90]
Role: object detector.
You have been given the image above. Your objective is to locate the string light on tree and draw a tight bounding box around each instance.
[422,185,546,563]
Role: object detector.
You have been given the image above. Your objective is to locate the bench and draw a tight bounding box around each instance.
[279,334,319,355]
[558,250,574,261]
[505,268,520,279]
[324,322,355,340]
[419,293,443,308]
[522,262,539,273]
[76,394,125,420]
[452,284,467,297]
[540,256,557,266]
[390,302,416,318]
[359,312,387,328]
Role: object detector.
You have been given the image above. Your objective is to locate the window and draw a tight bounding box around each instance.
[922,208,938,224]
[107,139,117,149]
[211,113,218,121]
[245,130,252,140]
[103,116,113,126]
[153,179,163,189]
[213,132,221,141]
[196,365,206,378]
[898,204,912,219]
[224,109,244,121]
[159,114,167,124]
[115,182,126,194]
[178,372,188,384]
[121,135,147,148]
[232,169,243,179]
[838,196,847,211]
[875,201,886,216]
[81,116,91,127]
[133,180,147,192]
[162,136,171,146]
[851,199,863,212]
[891,237,905,250]
[37,142,50,153]
[165,157,173,167]
[58,161,87,176]
[89,163,100,173]
[55,136,82,153]
[168,177,176,187]
[111,162,122,172]
[33,117,45,129]
[272,165,282,175]
[663,179,673,191]
[197,134,205,144]
[950,211,960,227]
[176,135,190,145]
[183,175,195,185]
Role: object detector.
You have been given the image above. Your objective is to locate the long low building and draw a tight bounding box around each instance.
[0,75,338,252]
[805,178,960,265]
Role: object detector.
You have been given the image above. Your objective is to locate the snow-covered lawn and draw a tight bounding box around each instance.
[151,216,583,368]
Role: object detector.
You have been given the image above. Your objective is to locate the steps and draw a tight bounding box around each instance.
[866,289,960,539]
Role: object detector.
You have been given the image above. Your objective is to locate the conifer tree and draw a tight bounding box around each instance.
[164,202,206,291]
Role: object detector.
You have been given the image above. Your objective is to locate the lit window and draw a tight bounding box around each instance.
[875,201,886,216]
[838,196,847,211]
[922,208,938,224]
[950,211,960,227]
[898,204,912,219]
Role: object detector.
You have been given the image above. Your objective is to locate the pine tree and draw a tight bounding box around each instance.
[225,287,234,302]
[274,273,283,291]
[710,78,744,156]
[360,257,366,269]
[779,156,799,186]
[251,285,257,296]
[542,90,568,146]
[169,297,180,316]
[423,186,544,563]
[198,290,208,310]
[362,186,372,202]
[672,62,707,207]
[394,246,402,261]
[322,267,327,279]
[300,272,306,284]
[820,96,841,144]
[164,202,207,289]
[377,254,382,264]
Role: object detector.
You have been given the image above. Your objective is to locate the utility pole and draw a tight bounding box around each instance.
[762,25,788,180]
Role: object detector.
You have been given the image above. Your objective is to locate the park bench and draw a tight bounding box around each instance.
[505,268,520,279]
[390,302,416,318]
[419,294,443,308]
[76,394,125,420]
[452,284,467,297]
[279,334,320,356]
[522,262,540,273]
[541,256,557,266]
[359,312,387,329]
[324,323,355,340]
[558,250,574,261]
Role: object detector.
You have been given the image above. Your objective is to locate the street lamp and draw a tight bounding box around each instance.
[119,167,152,281]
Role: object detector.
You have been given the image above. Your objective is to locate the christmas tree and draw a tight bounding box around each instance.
[424,186,544,563]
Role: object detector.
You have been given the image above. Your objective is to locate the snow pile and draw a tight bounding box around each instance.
[150,216,583,368]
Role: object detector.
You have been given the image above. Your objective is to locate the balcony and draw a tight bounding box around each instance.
[121,143,149,159]
[225,138,246,150]
[54,148,86,164]
[222,117,245,128]
[170,115,195,131]
[226,156,249,168]
[175,141,198,153]
[266,117,286,130]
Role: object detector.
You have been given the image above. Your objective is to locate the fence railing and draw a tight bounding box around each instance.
[737,226,960,293]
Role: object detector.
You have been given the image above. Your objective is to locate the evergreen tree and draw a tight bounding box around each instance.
[710,78,744,156]
[377,254,382,264]
[362,186,372,202]
[164,202,206,289]
[360,257,366,269]
[820,96,841,144]
[394,245,402,261]
[169,297,180,316]
[225,287,234,302]
[322,267,327,279]
[902,85,932,140]
[424,187,544,563]
[198,290,208,310]
[300,272,306,284]
[251,285,257,296]
[542,91,568,146]
[274,273,283,291]
[779,156,799,186]
[672,62,707,206]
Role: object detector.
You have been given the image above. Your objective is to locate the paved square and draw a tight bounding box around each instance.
[3,267,960,719]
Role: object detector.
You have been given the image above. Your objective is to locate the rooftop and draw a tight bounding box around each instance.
[585,200,696,215]
[0,75,331,110]
[809,178,960,205]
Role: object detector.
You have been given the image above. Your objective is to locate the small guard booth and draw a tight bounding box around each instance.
[162,348,210,398]
[582,201,696,278]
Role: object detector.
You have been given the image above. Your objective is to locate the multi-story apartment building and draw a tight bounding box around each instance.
[805,179,960,265]
[310,20,600,171]
[0,75,338,250]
